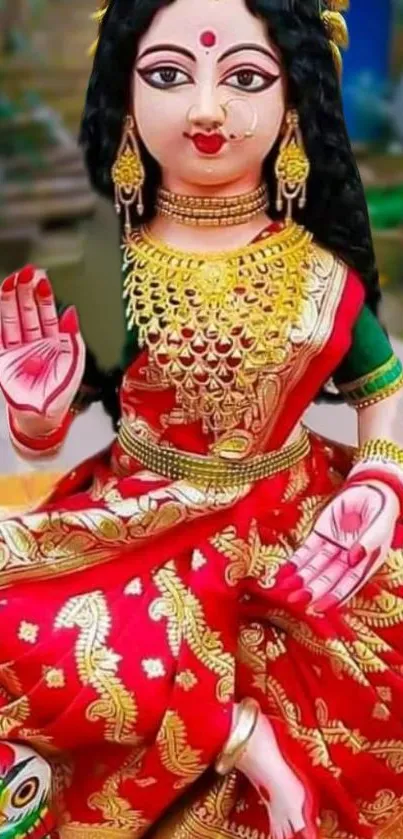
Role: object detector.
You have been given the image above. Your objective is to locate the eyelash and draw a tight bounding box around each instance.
[137,64,278,92]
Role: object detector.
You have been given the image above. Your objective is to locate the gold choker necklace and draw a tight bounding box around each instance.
[155,185,269,227]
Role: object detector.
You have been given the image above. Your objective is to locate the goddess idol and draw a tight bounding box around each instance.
[0,1,403,838]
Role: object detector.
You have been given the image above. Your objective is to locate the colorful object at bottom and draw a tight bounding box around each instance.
[0,743,54,839]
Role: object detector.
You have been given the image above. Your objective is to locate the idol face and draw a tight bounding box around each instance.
[132,0,285,193]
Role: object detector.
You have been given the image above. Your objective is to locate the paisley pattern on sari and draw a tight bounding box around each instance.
[0,226,403,839]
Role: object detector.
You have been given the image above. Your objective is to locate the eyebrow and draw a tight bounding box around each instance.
[218,43,279,64]
[137,44,196,62]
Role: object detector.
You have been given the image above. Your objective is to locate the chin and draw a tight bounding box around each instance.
[180,162,252,190]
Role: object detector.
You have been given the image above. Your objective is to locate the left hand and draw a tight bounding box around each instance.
[277,481,400,613]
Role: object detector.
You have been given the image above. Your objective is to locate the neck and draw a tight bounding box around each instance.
[149,176,271,252]
[148,211,272,252]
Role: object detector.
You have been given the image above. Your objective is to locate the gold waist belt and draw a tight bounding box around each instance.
[118,421,311,488]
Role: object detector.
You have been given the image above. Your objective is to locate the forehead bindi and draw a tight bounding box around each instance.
[200,30,217,49]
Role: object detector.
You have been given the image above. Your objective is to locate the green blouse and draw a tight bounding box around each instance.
[333,305,403,408]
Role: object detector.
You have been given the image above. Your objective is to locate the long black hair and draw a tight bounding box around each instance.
[80,0,380,313]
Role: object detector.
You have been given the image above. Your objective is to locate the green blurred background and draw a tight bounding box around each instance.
[1,0,403,369]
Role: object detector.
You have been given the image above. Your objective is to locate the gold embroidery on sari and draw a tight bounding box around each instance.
[282,461,310,502]
[0,695,30,737]
[56,592,138,743]
[349,591,403,629]
[267,610,374,687]
[88,749,149,832]
[0,478,244,586]
[212,522,292,588]
[169,773,253,839]
[320,810,360,839]
[291,495,330,544]
[266,676,368,774]
[157,710,206,789]
[150,561,234,702]
[60,826,139,839]
[238,624,266,695]
[374,550,403,589]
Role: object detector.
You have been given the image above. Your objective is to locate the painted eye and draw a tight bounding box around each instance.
[138,66,192,89]
[11,777,39,808]
[224,70,277,92]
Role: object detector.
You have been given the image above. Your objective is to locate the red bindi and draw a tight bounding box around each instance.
[200,30,217,48]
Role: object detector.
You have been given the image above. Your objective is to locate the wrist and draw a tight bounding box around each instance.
[7,408,73,457]
[349,438,403,517]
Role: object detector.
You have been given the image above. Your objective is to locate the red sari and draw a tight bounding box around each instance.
[0,224,402,839]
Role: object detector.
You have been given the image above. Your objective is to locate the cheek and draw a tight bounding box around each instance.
[256,87,285,148]
[133,81,189,158]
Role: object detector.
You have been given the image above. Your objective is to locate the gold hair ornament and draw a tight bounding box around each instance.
[320,1,350,77]
[89,0,109,56]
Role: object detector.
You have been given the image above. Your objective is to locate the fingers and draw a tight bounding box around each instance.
[0,273,22,348]
[276,533,326,589]
[15,265,43,343]
[35,276,59,338]
[283,544,343,602]
[315,548,385,611]
[293,550,349,605]
[59,306,80,335]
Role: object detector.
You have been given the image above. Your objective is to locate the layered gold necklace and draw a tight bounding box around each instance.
[155,185,269,227]
[122,223,314,438]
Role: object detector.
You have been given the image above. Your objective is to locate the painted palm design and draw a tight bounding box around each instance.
[0,744,54,839]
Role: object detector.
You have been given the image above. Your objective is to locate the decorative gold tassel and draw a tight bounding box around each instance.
[111,116,145,236]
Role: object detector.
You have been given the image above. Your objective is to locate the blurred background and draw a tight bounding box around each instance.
[0,0,403,494]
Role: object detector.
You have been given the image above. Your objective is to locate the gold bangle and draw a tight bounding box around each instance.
[355,438,403,470]
[215,698,260,776]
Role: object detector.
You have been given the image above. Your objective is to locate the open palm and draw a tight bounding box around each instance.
[277,482,399,612]
[0,265,85,430]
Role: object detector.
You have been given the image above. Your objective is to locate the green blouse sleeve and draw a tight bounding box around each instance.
[333,305,403,408]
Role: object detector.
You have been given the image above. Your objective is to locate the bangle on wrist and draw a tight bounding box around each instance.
[215,698,260,776]
[354,438,403,470]
[7,408,73,455]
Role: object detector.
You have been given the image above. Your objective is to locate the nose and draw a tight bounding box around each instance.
[187,89,226,132]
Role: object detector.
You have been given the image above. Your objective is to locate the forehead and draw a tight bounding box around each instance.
[138,0,270,50]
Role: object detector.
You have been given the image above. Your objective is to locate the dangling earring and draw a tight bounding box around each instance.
[274,109,310,222]
[111,115,145,236]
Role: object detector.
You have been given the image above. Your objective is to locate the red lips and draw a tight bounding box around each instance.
[190,133,226,155]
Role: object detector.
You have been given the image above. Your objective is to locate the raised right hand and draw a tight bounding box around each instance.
[0,265,86,438]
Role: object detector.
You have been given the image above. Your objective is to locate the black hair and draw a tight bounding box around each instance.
[80,0,380,313]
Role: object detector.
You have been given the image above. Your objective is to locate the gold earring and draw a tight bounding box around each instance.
[274,109,310,222]
[111,115,145,236]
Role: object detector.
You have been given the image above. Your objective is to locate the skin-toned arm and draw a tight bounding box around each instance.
[358,387,402,445]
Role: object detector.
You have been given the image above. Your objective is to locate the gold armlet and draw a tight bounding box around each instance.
[215,698,260,776]
[354,439,403,471]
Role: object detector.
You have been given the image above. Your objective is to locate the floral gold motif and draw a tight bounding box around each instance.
[212,521,292,589]
[157,710,206,789]
[150,561,234,702]
[56,592,138,743]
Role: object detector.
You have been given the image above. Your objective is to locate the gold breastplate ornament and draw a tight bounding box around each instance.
[122,224,331,446]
